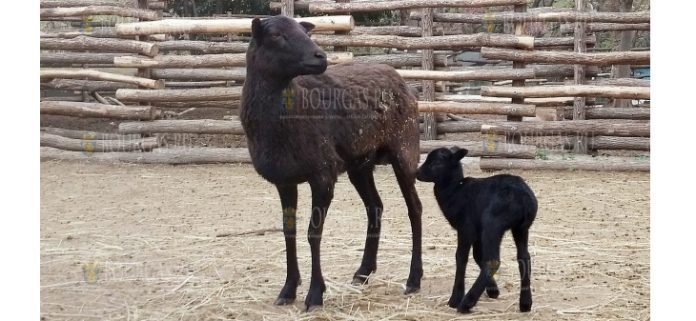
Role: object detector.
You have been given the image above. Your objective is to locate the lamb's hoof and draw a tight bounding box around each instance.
[457,299,475,314]
[305,304,323,313]
[520,302,532,313]
[448,293,463,308]
[486,287,500,299]
[274,297,295,305]
[404,285,420,294]
[352,276,369,286]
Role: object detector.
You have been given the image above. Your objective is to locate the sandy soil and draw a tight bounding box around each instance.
[40,162,649,321]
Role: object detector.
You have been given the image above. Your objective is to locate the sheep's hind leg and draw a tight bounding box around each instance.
[473,242,500,299]
[348,166,383,285]
[458,229,502,313]
[305,175,336,311]
[390,153,423,294]
[274,184,301,305]
[513,227,533,312]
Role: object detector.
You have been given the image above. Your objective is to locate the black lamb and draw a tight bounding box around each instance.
[416,147,537,313]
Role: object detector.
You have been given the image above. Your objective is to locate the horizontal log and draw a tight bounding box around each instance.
[164,81,230,88]
[40,52,130,66]
[562,136,650,151]
[481,120,650,137]
[354,53,453,67]
[40,147,252,164]
[116,87,243,102]
[41,0,137,7]
[534,35,596,48]
[40,28,118,38]
[397,68,535,81]
[41,133,160,152]
[41,79,136,91]
[41,68,164,89]
[312,33,535,50]
[116,16,355,36]
[418,101,535,117]
[40,101,160,120]
[420,140,538,159]
[534,64,600,77]
[155,100,240,109]
[481,85,650,100]
[352,26,423,37]
[560,23,651,34]
[563,107,650,120]
[308,0,529,13]
[436,120,485,133]
[157,40,248,53]
[41,127,140,140]
[40,36,158,57]
[481,47,650,66]
[436,94,586,107]
[151,68,246,81]
[119,119,245,134]
[479,157,649,172]
[114,52,352,68]
[40,6,161,21]
[584,78,650,87]
[411,11,650,24]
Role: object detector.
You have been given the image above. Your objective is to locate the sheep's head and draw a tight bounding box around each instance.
[416,147,468,183]
[248,16,328,79]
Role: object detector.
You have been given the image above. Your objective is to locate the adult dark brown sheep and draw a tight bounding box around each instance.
[240,16,423,311]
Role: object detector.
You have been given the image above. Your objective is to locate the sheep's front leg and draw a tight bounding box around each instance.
[449,232,471,308]
[305,176,336,311]
[274,184,301,305]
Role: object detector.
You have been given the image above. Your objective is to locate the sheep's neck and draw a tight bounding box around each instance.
[242,73,293,129]
[433,175,468,219]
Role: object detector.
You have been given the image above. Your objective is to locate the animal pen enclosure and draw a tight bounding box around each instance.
[40,0,650,171]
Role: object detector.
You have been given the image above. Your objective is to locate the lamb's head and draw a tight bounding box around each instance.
[248,15,328,79]
[416,147,468,183]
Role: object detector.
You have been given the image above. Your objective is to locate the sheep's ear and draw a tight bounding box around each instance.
[299,21,316,34]
[251,18,264,40]
[452,147,468,160]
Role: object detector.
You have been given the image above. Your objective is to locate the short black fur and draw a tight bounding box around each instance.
[417,147,537,313]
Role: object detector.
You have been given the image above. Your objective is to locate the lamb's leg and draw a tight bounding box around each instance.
[512,227,533,312]
[450,233,471,308]
[473,242,500,299]
[390,155,423,294]
[274,184,301,305]
[458,229,502,313]
[305,176,336,311]
[348,166,383,285]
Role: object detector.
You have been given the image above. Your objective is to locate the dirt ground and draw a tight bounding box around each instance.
[40,161,649,321]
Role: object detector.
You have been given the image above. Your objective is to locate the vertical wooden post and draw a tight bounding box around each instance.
[281,0,294,17]
[333,0,350,52]
[421,7,437,141]
[507,4,527,144]
[573,0,588,153]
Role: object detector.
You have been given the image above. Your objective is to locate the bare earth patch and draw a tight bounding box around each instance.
[41,161,649,321]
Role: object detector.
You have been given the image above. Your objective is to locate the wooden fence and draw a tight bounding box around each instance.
[39,0,650,172]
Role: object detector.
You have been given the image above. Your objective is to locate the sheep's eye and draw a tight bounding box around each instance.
[271,33,284,40]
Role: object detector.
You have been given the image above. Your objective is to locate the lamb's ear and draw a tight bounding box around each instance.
[251,18,264,40]
[299,21,316,34]
[452,147,468,160]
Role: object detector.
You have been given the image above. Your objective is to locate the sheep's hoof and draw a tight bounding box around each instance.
[457,299,475,314]
[305,304,323,313]
[520,291,532,312]
[352,275,369,286]
[520,302,532,313]
[403,285,420,294]
[274,297,295,305]
[486,286,500,299]
[448,293,463,308]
